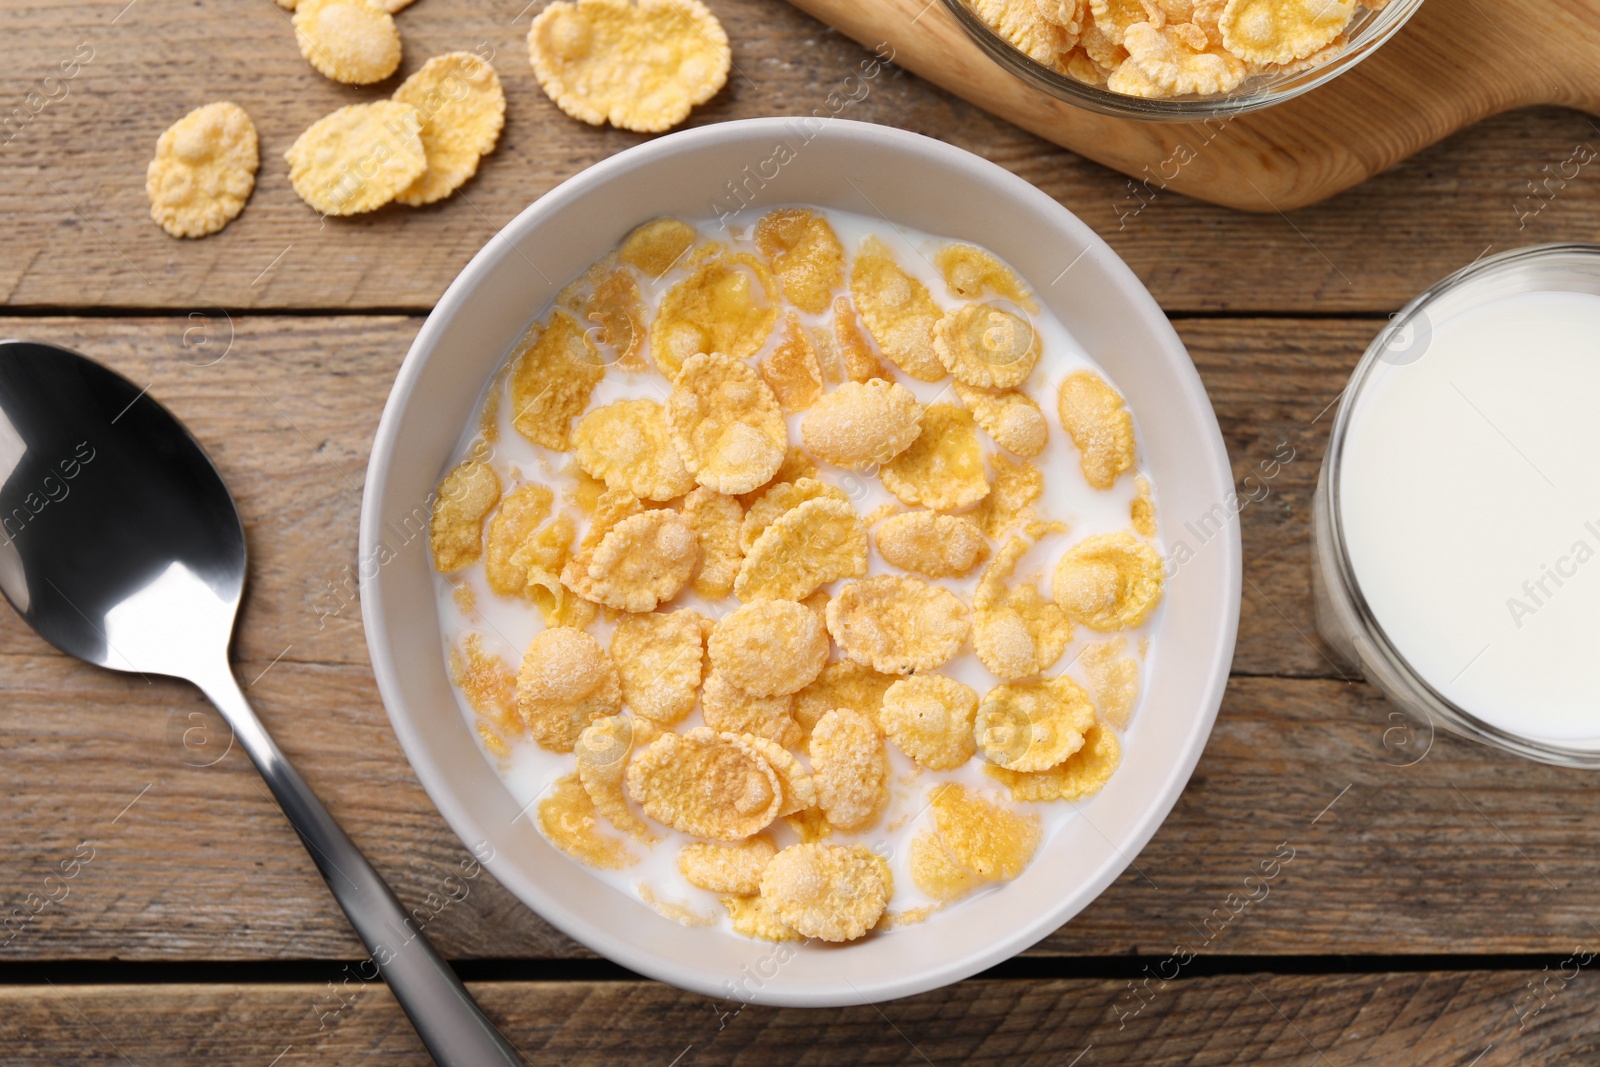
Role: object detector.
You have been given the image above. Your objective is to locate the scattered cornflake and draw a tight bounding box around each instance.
[508,311,606,450]
[484,485,587,629]
[974,675,1097,772]
[724,893,803,941]
[954,382,1048,458]
[759,313,825,413]
[619,217,697,278]
[708,599,829,697]
[880,404,990,511]
[741,734,817,816]
[1131,474,1157,537]
[974,452,1044,539]
[738,478,848,552]
[293,0,402,85]
[909,828,985,902]
[700,671,801,749]
[987,721,1122,801]
[1218,0,1354,63]
[831,295,891,383]
[484,484,554,597]
[875,512,986,579]
[430,461,501,573]
[849,236,947,382]
[636,883,718,925]
[760,843,891,941]
[755,207,845,314]
[1119,21,1246,96]
[539,772,636,868]
[285,101,426,216]
[527,0,731,132]
[934,303,1041,389]
[679,836,777,895]
[515,627,623,752]
[972,0,1071,62]
[450,634,521,743]
[666,352,788,495]
[625,728,783,841]
[392,52,506,206]
[610,609,705,724]
[972,532,1072,681]
[928,783,1040,881]
[809,709,889,832]
[826,575,970,675]
[734,497,868,602]
[573,398,697,501]
[879,675,979,770]
[651,253,779,378]
[1080,639,1140,729]
[1058,370,1136,490]
[1052,531,1165,630]
[146,103,258,239]
[737,447,819,508]
[577,714,655,838]
[581,487,646,551]
[794,660,898,739]
[936,244,1039,311]
[1088,0,1146,42]
[800,379,923,471]
[563,508,699,612]
[784,806,835,842]
[680,487,745,598]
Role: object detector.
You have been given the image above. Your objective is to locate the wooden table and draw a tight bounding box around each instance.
[3,1,1598,1063]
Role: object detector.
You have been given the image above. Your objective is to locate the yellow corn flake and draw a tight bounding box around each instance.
[809,709,889,832]
[784,806,835,843]
[734,497,869,603]
[509,512,592,628]
[1039,0,1089,31]
[759,313,825,413]
[666,352,788,495]
[831,296,891,383]
[880,675,979,770]
[1218,0,1353,63]
[955,382,1048,458]
[936,244,1040,312]
[450,634,521,744]
[934,303,1042,389]
[392,52,506,206]
[146,102,259,239]
[874,512,986,579]
[849,237,947,382]
[735,447,822,510]
[700,671,801,749]
[1052,531,1165,630]
[539,773,636,868]
[679,836,776,895]
[610,609,705,724]
[972,534,1072,681]
[880,404,990,511]
[581,270,650,371]
[1119,21,1248,95]
[738,478,847,552]
[680,487,744,598]
[826,575,970,675]
[975,675,1096,772]
[974,452,1044,539]
[621,217,698,277]
[430,461,501,573]
[573,398,697,501]
[708,599,829,697]
[636,883,717,926]
[760,843,891,942]
[563,508,699,612]
[515,627,623,752]
[910,830,984,902]
[1058,369,1136,490]
[485,483,562,594]
[570,466,609,514]
[973,0,1071,61]
[723,893,803,941]
[1063,47,1114,84]
[1088,0,1146,43]
[800,379,923,471]
[794,660,897,739]
[1080,638,1141,729]
[581,486,645,550]
[928,782,1040,881]
[755,207,845,314]
[741,734,817,817]
[577,714,655,838]
[509,311,606,450]
[293,0,402,85]
[285,101,426,216]
[624,728,783,841]
[527,0,731,133]
[1131,475,1157,537]
[987,721,1122,801]
[651,253,779,378]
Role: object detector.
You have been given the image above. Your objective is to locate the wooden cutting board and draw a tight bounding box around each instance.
[784,0,1600,210]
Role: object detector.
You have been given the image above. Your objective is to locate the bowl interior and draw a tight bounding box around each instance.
[360,118,1241,1007]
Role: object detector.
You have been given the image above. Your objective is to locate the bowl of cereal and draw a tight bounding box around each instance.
[361,117,1240,1006]
[947,0,1424,117]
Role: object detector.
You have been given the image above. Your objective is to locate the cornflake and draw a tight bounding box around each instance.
[794,660,897,739]
[850,237,947,382]
[910,829,984,902]
[563,509,698,612]
[734,497,868,603]
[934,304,1041,389]
[738,446,820,510]
[809,709,889,832]
[1120,21,1247,96]
[484,483,554,593]
[666,352,787,495]
[1218,0,1354,63]
[875,512,987,579]
[624,728,783,841]
[610,609,705,724]
[515,627,623,752]
[293,0,401,85]
[708,599,829,697]
[826,575,970,675]
[800,379,923,471]
[700,672,801,749]
[1058,370,1136,490]
[974,675,1096,772]
[451,634,520,755]
[972,0,1071,62]
[1052,531,1165,630]
[539,772,635,868]
[652,254,779,378]
[620,217,698,277]
[760,843,891,942]
[936,244,1039,311]
[527,0,731,133]
[509,311,606,450]
[679,836,776,895]
[974,452,1043,538]
[576,714,654,838]
[972,533,1072,681]
[579,268,649,369]
[146,102,258,238]
[759,313,826,414]
[680,487,744,598]
[430,461,501,573]
[955,382,1048,458]
[1131,475,1157,537]
[741,734,817,816]
[988,721,1122,801]
[880,404,990,511]
[928,783,1040,881]
[285,101,426,216]
[724,893,803,941]
[738,478,847,552]
[831,296,891,383]
[880,674,979,770]
[392,52,506,206]
[1081,638,1141,728]
[756,208,845,314]
[573,398,696,501]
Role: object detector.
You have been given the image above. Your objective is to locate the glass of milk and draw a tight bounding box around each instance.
[1313,244,1600,766]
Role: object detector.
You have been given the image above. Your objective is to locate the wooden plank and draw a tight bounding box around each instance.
[1,3,1597,312]
[0,973,1586,1065]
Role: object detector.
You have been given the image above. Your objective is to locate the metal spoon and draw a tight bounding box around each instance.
[0,340,523,1067]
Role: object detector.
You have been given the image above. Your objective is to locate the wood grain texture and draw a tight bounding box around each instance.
[4,4,1600,311]
[0,973,1588,1065]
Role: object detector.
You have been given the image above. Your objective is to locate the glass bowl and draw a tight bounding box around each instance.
[940,0,1426,120]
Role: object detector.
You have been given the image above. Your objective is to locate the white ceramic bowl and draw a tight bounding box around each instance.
[360,117,1240,1008]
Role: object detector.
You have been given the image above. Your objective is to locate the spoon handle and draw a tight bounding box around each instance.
[199,667,525,1067]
